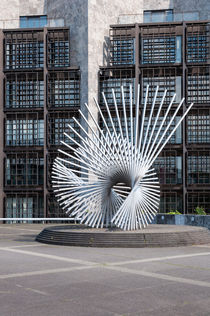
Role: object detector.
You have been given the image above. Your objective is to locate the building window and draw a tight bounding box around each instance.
[187,35,209,63]
[5,114,44,146]
[187,154,210,185]
[5,194,44,220]
[5,73,44,109]
[154,154,182,185]
[187,110,210,143]
[160,192,182,213]
[4,30,44,70]
[109,27,135,65]
[142,68,182,104]
[47,194,66,218]
[48,71,80,108]
[187,193,210,213]
[100,112,134,139]
[99,69,135,106]
[111,39,135,65]
[143,115,182,145]
[187,67,210,104]
[20,16,47,28]
[142,36,181,64]
[143,10,173,23]
[47,29,70,68]
[48,113,80,146]
[5,153,44,186]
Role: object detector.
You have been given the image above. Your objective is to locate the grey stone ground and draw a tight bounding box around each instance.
[0,224,210,316]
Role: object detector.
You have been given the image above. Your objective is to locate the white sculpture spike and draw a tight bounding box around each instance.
[52,85,193,230]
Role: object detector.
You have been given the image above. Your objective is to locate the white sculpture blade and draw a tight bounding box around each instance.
[52,85,193,230]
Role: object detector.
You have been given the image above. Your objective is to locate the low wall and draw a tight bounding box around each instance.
[153,214,210,230]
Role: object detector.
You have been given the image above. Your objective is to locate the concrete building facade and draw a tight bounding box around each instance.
[0,0,210,218]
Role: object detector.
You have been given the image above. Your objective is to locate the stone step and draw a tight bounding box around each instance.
[36,224,210,248]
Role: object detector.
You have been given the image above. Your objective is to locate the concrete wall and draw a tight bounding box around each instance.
[173,0,210,20]
[87,0,142,123]
[154,214,210,230]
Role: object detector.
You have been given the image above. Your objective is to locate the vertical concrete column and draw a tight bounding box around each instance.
[0,30,5,219]
[43,27,48,218]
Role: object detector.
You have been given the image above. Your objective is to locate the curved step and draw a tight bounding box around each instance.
[36,224,210,248]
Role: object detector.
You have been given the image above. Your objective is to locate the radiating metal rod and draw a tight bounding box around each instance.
[52,85,193,230]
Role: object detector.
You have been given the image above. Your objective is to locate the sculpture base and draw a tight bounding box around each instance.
[36,224,210,247]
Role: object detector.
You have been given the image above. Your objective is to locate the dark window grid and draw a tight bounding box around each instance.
[47,194,66,218]
[187,72,210,103]
[142,75,180,105]
[48,116,80,146]
[48,78,80,108]
[5,115,44,146]
[187,193,210,213]
[154,154,182,185]
[142,37,176,64]
[5,154,44,186]
[5,41,44,69]
[143,115,182,144]
[5,194,44,218]
[99,77,135,106]
[186,23,210,63]
[99,112,133,138]
[187,155,210,184]
[5,75,44,109]
[99,112,182,144]
[187,35,209,63]
[187,113,210,143]
[47,30,70,68]
[110,38,134,65]
[160,192,182,213]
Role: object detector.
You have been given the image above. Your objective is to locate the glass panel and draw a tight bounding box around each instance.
[100,77,135,106]
[5,118,44,146]
[160,193,182,213]
[183,12,199,21]
[6,195,44,221]
[20,17,27,28]
[144,10,173,23]
[40,16,47,27]
[154,156,182,184]
[175,36,182,63]
[187,113,210,143]
[142,74,182,105]
[175,76,182,102]
[188,193,210,213]
[187,70,210,103]
[112,39,134,65]
[48,18,64,27]
[20,16,47,28]
[174,13,182,22]
[166,10,173,22]
[151,11,165,23]
[143,11,150,23]
[142,37,176,64]
[188,155,210,184]
[143,116,182,145]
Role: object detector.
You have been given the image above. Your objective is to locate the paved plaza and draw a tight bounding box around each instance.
[0,224,210,316]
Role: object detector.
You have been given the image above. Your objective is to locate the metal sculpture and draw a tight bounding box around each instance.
[52,85,193,230]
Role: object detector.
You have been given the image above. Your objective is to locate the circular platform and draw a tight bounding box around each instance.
[36,224,210,248]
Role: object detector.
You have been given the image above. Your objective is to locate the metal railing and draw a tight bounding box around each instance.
[0,218,79,223]
[0,18,65,29]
